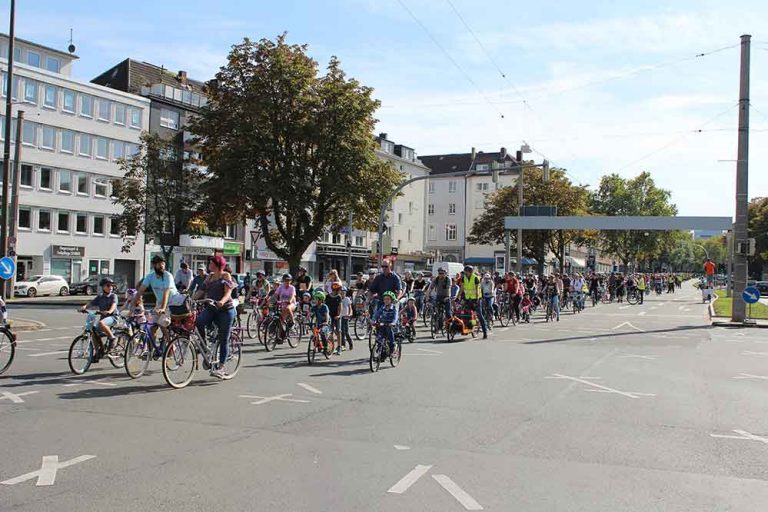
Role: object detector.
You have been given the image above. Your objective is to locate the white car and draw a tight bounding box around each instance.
[14,275,70,297]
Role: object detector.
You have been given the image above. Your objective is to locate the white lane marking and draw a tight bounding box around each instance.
[545,373,655,399]
[417,348,443,354]
[296,383,322,395]
[741,351,768,356]
[387,464,432,494]
[611,321,645,332]
[619,305,630,310]
[393,445,411,451]
[239,394,310,405]
[63,379,117,387]
[733,373,768,380]
[658,302,667,307]
[710,430,768,445]
[406,353,440,356]
[678,305,685,311]
[17,336,72,344]
[28,350,69,357]
[432,474,484,510]
[619,354,657,360]
[0,391,39,403]
[1,455,96,486]
[637,311,647,316]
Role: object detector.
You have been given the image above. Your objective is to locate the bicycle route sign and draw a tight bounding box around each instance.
[0,256,15,280]
[742,286,761,304]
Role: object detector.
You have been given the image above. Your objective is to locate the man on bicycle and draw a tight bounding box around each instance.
[133,254,179,345]
[570,273,584,311]
[460,265,488,339]
[429,267,452,321]
[367,260,403,308]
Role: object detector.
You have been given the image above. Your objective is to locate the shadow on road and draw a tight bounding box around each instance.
[523,324,711,345]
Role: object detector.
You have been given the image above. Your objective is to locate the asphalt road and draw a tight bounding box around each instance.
[2,282,768,511]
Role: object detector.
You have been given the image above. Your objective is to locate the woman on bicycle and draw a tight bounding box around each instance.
[193,255,236,379]
[249,271,270,303]
[275,274,297,327]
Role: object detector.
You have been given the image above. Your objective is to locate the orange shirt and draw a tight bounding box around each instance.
[704,261,716,275]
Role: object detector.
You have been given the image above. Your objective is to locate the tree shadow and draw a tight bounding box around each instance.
[523,325,711,345]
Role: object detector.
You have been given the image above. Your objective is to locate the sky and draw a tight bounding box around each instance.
[5,0,768,217]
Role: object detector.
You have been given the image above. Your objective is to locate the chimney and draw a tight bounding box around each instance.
[379,132,388,140]
[177,70,188,85]
[500,147,507,158]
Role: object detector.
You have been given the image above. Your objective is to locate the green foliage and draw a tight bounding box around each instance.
[749,197,768,278]
[191,34,401,269]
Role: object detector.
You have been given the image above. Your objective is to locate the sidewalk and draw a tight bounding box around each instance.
[7,295,96,306]
[8,317,45,331]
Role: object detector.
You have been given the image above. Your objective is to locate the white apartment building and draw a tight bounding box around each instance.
[420,149,519,271]
[1,35,149,285]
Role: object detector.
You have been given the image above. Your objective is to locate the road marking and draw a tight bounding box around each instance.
[611,321,644,332]
[393,445,411,450]
[546,373,655,399]
[388,464,432,494]
[710,430,768,445]
[18,336,73,343]
[741,351,768,356]
[658,302,667,307]
[417,348,443,354]
[297,383,322,395]
[28,350,69,357]
[619,305,630,310]
[1,455,96,486]
[637,311,647,316]
[432,474,483,510]
[63,379,117,387]
[619,354,657,360]
[733,373,768,380]
[0,391,39,403]
[678,305,685,311]
[239,394,311,405]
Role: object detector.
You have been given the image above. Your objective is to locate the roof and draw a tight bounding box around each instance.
[0,33,78,59]
[419,151,519,175]
[91,58,207,96]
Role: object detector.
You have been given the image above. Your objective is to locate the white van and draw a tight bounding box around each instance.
[432,261,465,278]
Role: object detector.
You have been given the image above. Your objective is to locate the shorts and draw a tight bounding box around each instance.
[98,315,118,328]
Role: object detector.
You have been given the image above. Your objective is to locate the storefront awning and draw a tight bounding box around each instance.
[521,257,538,266]
[464,257,495,265]
[566,256,587,268]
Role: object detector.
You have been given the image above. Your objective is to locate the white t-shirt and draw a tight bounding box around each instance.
[340,296,352,318]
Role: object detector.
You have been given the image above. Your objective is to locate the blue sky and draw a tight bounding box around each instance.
[6,0,768,216]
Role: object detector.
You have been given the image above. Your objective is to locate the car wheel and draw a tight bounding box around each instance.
[27,288,37,298]
[59,287,69,296]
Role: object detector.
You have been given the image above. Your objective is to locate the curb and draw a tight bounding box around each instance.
[8,318,46,331]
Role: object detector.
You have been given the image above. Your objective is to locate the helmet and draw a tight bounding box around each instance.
[464,265,474,273]
[151,254,165,264]
[483,273,491,279]
[383,291,397,300]
[407,296,415,302]
[313,290,326,301]
[256,270,265,277]
[302,291,311,298]
[437,267,446,274]
[282,273,292,281]
[331,282,342,290]
[99,277,115,287]
[298,266,307,272]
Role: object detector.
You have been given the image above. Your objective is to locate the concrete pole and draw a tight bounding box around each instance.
[6,110,22,298]
[726,227,733,298]
[732,35,751,323]
[1,0,16,269]
[346,211,353,286]
[515,152,523,274]
[504,229,510,273]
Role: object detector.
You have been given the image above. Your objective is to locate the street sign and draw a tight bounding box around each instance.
[0,256,15,280]
[742,286,761,304]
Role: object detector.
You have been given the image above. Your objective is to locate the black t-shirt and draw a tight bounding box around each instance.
[412,279,427,291]
[562,277,571,290]
[432,276,451,298]
[326,294,342,317]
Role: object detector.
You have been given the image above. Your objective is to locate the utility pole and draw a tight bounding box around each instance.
[1,0,17,264]
[6,110,22,298]
[515,150,524,274]
[346,211,353,286]
[732,34,751,323]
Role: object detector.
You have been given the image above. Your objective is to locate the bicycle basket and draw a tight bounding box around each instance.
[171,311,197,332]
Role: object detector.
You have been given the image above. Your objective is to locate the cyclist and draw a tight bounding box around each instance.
[401,297,418,337]
[372,290,399,353]
[78,277,119,363]
[326,282,343,354]
[189,265,208,296]
[480,273,495,322]
[367,260,403,306]
[311,290,331,353]
[175,262,193,292]
[571,273,584,311]
[402,271,414,296]
[429,267,452,321]
[412,272,428,313]
[295,266,313,294]
[323,269,343,294]
[544,275,560,321]
[460,265,488,339]
[193,255,236,379]
[616,273,626,303]
[249,271,270,303]
[339,287,353,351]
[134,254,178,341]
[588,272,600,304]
[275,274,297,329]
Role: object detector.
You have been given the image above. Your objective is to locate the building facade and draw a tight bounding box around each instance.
[2,35,149,285]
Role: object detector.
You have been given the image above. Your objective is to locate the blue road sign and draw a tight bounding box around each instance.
[0,257,15,280]
[742,286,761,304]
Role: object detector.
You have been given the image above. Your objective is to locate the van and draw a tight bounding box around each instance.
[432,261,465,279]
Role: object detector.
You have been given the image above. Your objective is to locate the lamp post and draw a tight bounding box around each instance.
[515,143,532,273]
[1,0,17,280]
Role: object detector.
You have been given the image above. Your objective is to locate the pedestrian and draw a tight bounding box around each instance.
[339,287,353,351]
[326,282,343,354]
[636,274,646,304]
[175,261,193,292]
[324,269,343,294]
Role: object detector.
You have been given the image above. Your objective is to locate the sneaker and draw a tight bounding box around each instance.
[210,367,226,380]
[482,333,488,340]
[333,347,342,356]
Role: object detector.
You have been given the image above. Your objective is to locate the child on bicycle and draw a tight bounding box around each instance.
[372,290,399,353]
[520,292,533,323]
[311,290,331,352]
[78,277,119,362]
[401,297,418,334]
[300,292,312,321]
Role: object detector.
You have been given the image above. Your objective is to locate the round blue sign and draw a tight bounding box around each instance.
[0,256,15,280]
[742,286,761,304]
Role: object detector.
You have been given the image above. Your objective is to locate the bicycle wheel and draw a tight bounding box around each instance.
[286,321,302,348]
[390,338,402,367]
[246,312,259,340]
[124,332,150,378]
[497,304,510,327]
[368,328,375,352]
[446,321,456,342]
[0,329,16,375]
[422,303,433,328]
[353,315,368,341]
[162,336,196,389]
[68,334,93,375]
[369,340,382,372]
[307,335,317,365]
[430,314,439,339]
[263,319,279,352]
[107,331,128,369]
[220,331,243,379]
[627,291,639,305]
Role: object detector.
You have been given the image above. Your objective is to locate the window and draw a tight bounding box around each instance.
[59,170,71,192]
[20,164,33,187]
[24,80,37,103]
[26,51,41,67]
[428,204,434,215]
[109,217,120,236]
[97,100,111,121]
[355,235,364,247]
[76,214,87,234]
[77,175,88,194]
[126,143,139,157]
[18,208,31,230]
[41,125,55,150]
[476,182,489,192]
[80,94,93,117]
[224,224,236,239]
[61,130,74,153]
[112,141,124,161]
[22,121,37,145]
[93,216,104,235]
[428,182,435,194]
[46,57,60,73]
[114,104,126,125]
[62,90,75,113]
[428,224,437,241]
[40,167,52,190]
[13,47,21,62]
[476,164,489,171]
[397,213,403,224]
[448,181,457,193]
[129,108,141,128]
[43,85,57,108]
[408,201,413,214]
[93,179,108,197]
[407,229,412,242]
[160,108,180,129]
[448,203,456,215]
[57,212,70,233]
[95,137,108,159]
[38,210,51,231]
[79,134,91,156]
[445,223,457,241]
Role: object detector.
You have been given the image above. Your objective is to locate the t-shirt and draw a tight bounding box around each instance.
[275,284,295,304]
[412,279,428,291]
[340,296,352,317]
[142,271,178,305]
[431,276,451,298]
[704,261,716,276]
[326,293,342,317]
[89,292,117,315]
[480,280,494,297]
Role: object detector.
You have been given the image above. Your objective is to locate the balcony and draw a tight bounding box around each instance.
[140,83,208,110]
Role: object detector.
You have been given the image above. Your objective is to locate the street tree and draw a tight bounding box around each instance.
[191,35,400,271]
[749,196,768,278]
[111,132,207,263]
[591,172,677,271]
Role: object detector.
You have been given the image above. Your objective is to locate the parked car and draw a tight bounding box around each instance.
[755,281,768,297]
[14,275,69,297]
[69,274,128,295]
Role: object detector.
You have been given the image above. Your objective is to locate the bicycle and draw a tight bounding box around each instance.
[123,316,165,379]
[244,296,266,340]
[626,287,641,305]
[430,299,447,339]
[68,310,129,375]
[369,323,401,372]
[162,299,243,389]
[262,303,302,351]
[307,322,334,364]
[0,321,16,376]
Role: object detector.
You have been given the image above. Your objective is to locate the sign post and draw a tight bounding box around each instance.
[742,286,760,322]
